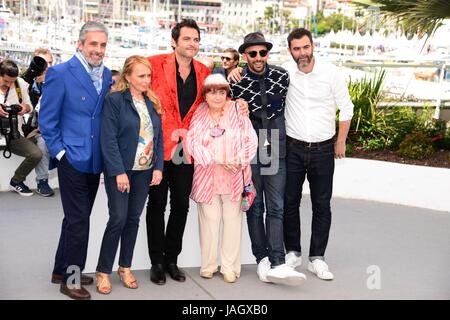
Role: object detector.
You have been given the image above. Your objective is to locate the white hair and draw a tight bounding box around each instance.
[203,74,229,87]
[79,21,108,44]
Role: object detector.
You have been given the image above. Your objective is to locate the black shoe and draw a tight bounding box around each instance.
[51,273,94,286]
[165,263,186,282]
[150,264,166,285]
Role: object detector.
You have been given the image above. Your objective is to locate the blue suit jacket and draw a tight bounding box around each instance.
[39,56,113,174]
[100,90,164,177]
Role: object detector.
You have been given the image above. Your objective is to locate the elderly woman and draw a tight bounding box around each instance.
[96,56,163,294]
[185,74,258,283]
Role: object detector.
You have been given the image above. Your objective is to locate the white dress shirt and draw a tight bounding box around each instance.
[282,58,354,143]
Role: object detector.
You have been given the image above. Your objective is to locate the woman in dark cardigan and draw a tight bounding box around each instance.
[96,55,163,294]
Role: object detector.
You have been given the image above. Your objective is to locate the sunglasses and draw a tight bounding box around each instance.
[210,127,226,138]
[221,56,232,62]
[246,50,268,58]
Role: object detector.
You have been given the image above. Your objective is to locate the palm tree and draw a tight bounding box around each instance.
[355,0,450,37]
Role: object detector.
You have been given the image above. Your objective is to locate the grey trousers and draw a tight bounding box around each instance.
[34,134,50,182]
[9,136,42,183]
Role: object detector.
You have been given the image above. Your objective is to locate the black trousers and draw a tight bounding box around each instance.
[146,160,194,265]
[283,140,335,259]
[53,155,100,282]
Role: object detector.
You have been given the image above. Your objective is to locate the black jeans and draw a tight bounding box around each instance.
[283,139,335,260]
[146,161,194,265]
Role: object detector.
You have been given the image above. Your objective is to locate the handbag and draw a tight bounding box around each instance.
[241,173,256,212]
[234,101,256,212]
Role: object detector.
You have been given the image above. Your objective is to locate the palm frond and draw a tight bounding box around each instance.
[354,0,450,37]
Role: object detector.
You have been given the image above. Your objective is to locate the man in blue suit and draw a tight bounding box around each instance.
[39,21,112,300]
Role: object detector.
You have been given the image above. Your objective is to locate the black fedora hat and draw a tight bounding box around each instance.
[238,32,273,54]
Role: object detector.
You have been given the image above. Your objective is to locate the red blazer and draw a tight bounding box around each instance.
[148,53,211,161]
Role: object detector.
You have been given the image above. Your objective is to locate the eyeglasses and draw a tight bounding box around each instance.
[245,50,268,58]
[210,127,226,138]
[220,56,232,62]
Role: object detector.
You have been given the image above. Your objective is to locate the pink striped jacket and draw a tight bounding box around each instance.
[185,101,258,204]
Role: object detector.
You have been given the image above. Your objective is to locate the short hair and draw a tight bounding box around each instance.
[33,48,52,57]
[224,48,239,61]
[34,48,53,66]
[79,21,108,44]
[111,69,120,77]
[0,59,19,78]
[201,74,230,97]
[287,28,313,48]
[171,19,201,43]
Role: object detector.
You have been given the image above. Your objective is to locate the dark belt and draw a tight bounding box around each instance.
[287,136,335,148]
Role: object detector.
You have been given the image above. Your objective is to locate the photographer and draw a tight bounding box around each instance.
[0,59,42,196]
[22,48,55,197]
[27,48,53,107]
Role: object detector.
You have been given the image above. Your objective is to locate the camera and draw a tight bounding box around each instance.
[1,103,22,140]
[22,56,48,85]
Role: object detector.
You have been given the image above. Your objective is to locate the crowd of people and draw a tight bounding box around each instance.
[0,18,353,300]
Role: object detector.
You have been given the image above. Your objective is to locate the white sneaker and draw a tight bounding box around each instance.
[285,252,302,268]
[266,263,307,286]
[307,259,334,280]
[256,257,271,283]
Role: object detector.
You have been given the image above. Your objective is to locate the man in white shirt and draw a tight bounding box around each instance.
[0,59,42,196]
[281,28,353,280]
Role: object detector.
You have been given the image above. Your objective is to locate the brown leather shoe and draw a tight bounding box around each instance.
[51,273,94,285]
[60,284,91,300]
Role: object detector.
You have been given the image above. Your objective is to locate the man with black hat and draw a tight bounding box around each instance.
[229,32,306,285]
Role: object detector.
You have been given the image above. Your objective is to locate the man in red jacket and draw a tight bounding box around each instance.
[146,19,211,285]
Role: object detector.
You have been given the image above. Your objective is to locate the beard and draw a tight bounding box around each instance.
[84,53,104,67]
[248,60,266,74]
[295,52,314,68]
[176,46,199,60]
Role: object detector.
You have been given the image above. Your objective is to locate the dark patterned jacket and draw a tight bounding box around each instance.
[230,65,289,158]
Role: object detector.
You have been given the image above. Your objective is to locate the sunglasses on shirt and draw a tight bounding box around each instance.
[210,127,226,138]
[245,50,269,58]
[220,56,232,62]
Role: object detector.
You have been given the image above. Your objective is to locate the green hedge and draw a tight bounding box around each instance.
[345,71,450,159]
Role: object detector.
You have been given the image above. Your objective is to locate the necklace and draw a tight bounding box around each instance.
[132,95,144,102]
[130,89,144,102]
[209,106,225,128]
[209,106,226,138]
